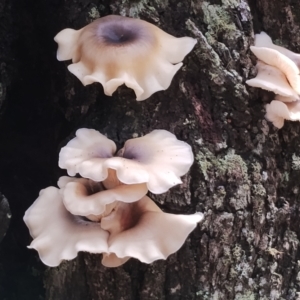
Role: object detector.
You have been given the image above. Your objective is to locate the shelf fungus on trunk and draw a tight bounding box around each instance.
[54,15,197,100]
[24,128,204,268]
[246,32,300,128]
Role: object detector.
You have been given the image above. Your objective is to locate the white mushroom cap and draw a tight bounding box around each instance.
[58,176,148,217]
[59,129,194,194]
[54,28,83,61]
[254,32,300,68]
[104,130,194,193]
[101,196,204,265]
[23,187,108,267]
[246,61,299,99]
[250,46,300,94]
[54,15,197,101]
[59,128,116,181]
[265,100,300,128]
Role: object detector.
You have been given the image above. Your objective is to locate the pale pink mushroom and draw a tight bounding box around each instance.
[265,100,300,129]
[23,187,108,267]
[59,128,116,181]
[254,32,300,68]
[57,176,148,217]
[100,196,204,267]
[54,15,197,100]
[246,61,299,100]
[24,187,204,268]
[104,130,194,193]
[250,46,300,94]
[246,32,300,127]
[59,129,194,194]
[26,127,200,268]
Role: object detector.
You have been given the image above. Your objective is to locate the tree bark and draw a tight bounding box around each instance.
[1,0,300,299]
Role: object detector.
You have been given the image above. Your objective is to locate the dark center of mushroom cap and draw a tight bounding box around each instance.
[118,144,142,161]
[119,143,152,164]
[85,16,155,50]
[98,23,140,46]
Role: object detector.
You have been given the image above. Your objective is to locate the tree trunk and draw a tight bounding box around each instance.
[1,0,300,299]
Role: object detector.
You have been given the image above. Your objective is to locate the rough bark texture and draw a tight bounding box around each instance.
[1,0,300,299]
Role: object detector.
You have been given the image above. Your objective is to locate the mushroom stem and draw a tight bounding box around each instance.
[102,168,121,189]
[87,202,118,223]
[100,202,140,239]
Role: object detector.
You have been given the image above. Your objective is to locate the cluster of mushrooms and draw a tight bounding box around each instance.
[247,32,300,128]
[24,129,204,267]
[23,15,299,269]
[24,15,204,268]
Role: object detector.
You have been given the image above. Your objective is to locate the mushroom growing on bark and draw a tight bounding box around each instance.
[23,187,108,267]
[54,15,197,100]
[246,61,299,100]
[254,31,300,68]
[265,100,300,129]
[24,128,203,268]
[101,196,204,267]
[59,128,194,194]
[24,182,203,267]
[247,32,300,128]
[58,176,148,217]
[58,128,116,181]
[250,46,300,94]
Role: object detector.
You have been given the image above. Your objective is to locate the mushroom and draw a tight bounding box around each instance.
[254,32,300,68]
[250,46,300,94]
[54,15,197,100]
[58,176,148,217]
[23,187,108,267]
[265,100,300,129]
[246,32,300,128]
[25,129,201,267]
[59,128,116,181]
[100,196,204,267]
[24,186,204,268]
[246,61,299,100]
[59,128,194,194]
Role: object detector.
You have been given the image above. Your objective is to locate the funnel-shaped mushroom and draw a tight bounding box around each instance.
[104,130,194,193]
[23,187,108,267]
[100,196,204,267]
[24,186,204,268]
[59,128,116,181]
[58,176,148,217]
[246,61,299,100]
[54,15,197,100]
[59,129,194,194]
[250,46,300,94]
[254,32,300,68]
[265,100,300,129]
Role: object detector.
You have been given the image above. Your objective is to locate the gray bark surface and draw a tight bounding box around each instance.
[1,0,300,299]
